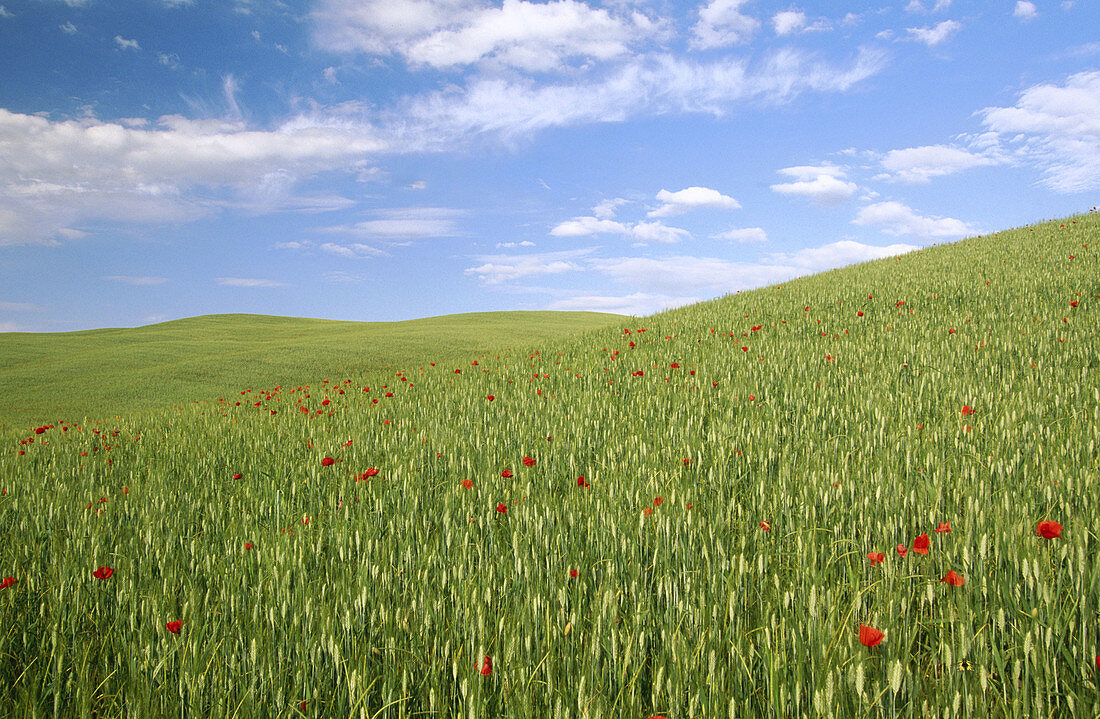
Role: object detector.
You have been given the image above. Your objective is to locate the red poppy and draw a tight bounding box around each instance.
[321,457,335,467]
[244,542,254,550]
[682,458,692,466]
[0,577,16,589]
[480,655,492,676]
[867,552,885,565]
[934,521,951,533]
[461,479,474,490]
[760,520,771,531]
[1036,520,1062,539]
[576,476,589,488]
[166,620,182,634]
[941,571,965,586]
[364,468,379,478]
[496,503,507,514]
[570,569,578,578]
[1070,300,1078,308]
[670,362,680,369]
[653,496,664,506]
[912,533,930,555]
[748,395,756,402]
[233,473,242,479]
[960,405,975,416]
[896,544,908,558]
[486,395,495,401]
[857,311,864,317]
[859,624,884,648]
[522,456,536,467]
[93,566,114,580]
[501,469,513,478]
[643,507,653,516]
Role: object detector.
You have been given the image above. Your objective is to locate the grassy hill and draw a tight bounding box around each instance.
[0,311,626,432]
[0,212,1096,717]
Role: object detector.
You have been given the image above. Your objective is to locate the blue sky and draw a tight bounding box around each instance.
[1,0,1097,331]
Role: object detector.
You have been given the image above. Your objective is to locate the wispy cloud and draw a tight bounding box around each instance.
[102,275,169,286]
[114,35,141,51]
[853,201,974,238]
[905,20,961,46]
[214,277,288,288]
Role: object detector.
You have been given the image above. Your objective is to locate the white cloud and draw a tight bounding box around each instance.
[592,197,628,219]
[319,207,465,241]
[692,0,760,49]
[496,240,536,248]
[877,144,997,183]
[59,21,77,34]
[772,10,806,36]
[465,248,592,284]
[770,165,857,205]
[1013,1,1038,21]
[712,226,767,243]
[593,255,791,295]
[550,215,689,244]
[409,180,427,189]
[767,239,919,269]
[312,0,660,72]
[214,277,288,288]
[979,70,1100,193]
[905,20,961,46]
[0,109,384,245]
[853,201,974,238]
[548,292,699,316]
[272,240,311,250]
[114,35,141,51]
[102,275,169,286]
[648,186,740,217]
[905,0,952,12]
[392,48,886,147]
[319,242,388,257]
[0,6,13,18]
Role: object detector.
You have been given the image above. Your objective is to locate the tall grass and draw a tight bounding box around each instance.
[0,213,1097,718]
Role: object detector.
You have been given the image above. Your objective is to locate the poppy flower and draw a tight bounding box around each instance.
[244,542,254,550]
[522,456,536,467]
[934,521,952,533]
[0,577,16,589]
[166,620,182,634]
[670,362,679,369]
[93,566,114,580]
[321,457,335,467]
[896,544,908,558]
[570,569,578,578]
[912,533,930,555]
[941,571,965,586]
[461,479,474,490]
[960,405,975,416]
[363,468,379,478]
[867,552,885,565]
[643,507,653,516]
[857,311,864,317]
[501,469,513,478]
[486,395,495,401]
[1036,520,1062,539]
[859,624,884,648]
[480,655,492,676]
[576,476,589,488]
[496,503,507,514]
[233,473,242,479]
[682,458,692,466]
[760,521,771,531]
[653,496,664,506]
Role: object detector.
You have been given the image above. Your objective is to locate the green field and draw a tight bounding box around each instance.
[1,213,1097,718]
[0,311,626,432]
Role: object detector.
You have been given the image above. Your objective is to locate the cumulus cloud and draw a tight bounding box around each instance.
[592,197,628,219]
[877,144,997,183]
[712,226,768,243]
[692,0,760,49]
[772,10,806,36]
[905,20,961,46]
[648,186,740,217]
[214,277,288,288]
[0,109,384,245]
[1013,1,1038,21]
[114,35,140,51]
[770,165,857,206]
[905,0,952,12]
[853,201,974,238]
[0,6,13,18]
[312,0,661,72]
[979,70,1100,193]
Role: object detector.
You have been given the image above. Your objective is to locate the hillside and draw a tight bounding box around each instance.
[0,212,1096,718]
[0,310,626,432]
